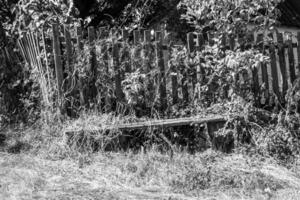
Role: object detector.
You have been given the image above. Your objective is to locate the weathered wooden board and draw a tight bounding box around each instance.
[65,115,229,134]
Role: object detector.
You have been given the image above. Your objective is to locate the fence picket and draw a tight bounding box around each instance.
[113,42,124,102]
[251,35,260,105]
[64,25,72,73]
[269,36,280,99]
[257,33,269,103]
[143,30,154,104]
[287,34,296,84]
[297,32,300,76]
[155,31,167,111]
[76,26,85,107]
[133,30,140,45]
[52,23,64,114]
[277,32,288,100]
[98,27,111,112]
[187,33,195,53]
[229,35,235,50]
[121,29,131,73]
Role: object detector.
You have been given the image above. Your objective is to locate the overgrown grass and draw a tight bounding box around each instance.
[2,109,300,199]
[1,148,300,199]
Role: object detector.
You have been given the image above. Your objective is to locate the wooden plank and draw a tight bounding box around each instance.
[143,30,154,103]
[52,23,64,114]
[143,30,151,73]
[155,31,167,111]
[245,33,254,49]
[197,33,205,50]
[181,67,189,104]
[257,33,269,103]
[88,27,96,72]
[220,33,226,51]
[87,26,98,105]
[66,115,228,132]
[121,29,131,73]
[33,32,45,83]
[18,35,29,63]
[115,115,227,130]
[133,30,141,71]
[287,34,296,85]
[99,27,109,74]
[41,30,51,83]
[269,41,280,98]
[237,34,245,51]
[187,32,195,53]
[76,26,85,107]
[17,39,27,63]
[208,32,214,46]
[25,33,37,69]
[122,29,129,42]
[28,31,46,104]
[297,32,300,76]
[76,26,83,50]
[133,30,140,45]
[88,26,96,72]
[197,34,205,85]
[171,64,178,105]
[34,31,50,105]
[252,61,260,105]
[112,42,124,102]
[144,29,151,42]
[229,35,235,50]
[187,32,197,100]
[88,26,95,44]
[276,32,288,99]
[64,25,72,73]
[21,34,31,65]
[99,27,111,112]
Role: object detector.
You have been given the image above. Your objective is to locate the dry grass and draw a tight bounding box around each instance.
[1,149,300,200]
[2,111,300,200]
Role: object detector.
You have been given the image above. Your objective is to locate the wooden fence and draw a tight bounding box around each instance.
[17,23,300,115]
[188,31,300,105]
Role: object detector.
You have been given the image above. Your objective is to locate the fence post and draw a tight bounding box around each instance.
[155,31,167,111]
[276,32,288,100]
[52,23,64,114]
